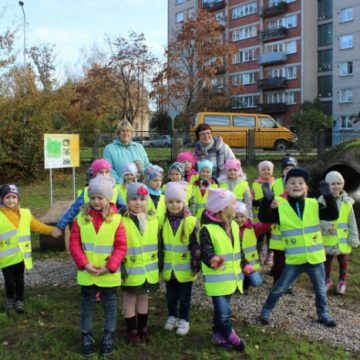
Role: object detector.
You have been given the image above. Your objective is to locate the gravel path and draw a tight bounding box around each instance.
[1,258,359,353]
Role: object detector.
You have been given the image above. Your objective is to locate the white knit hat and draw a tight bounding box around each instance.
[88,176,115,201]
[235,201,248,218]
[325,171,345,185]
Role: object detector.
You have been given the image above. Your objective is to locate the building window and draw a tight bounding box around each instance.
[175,0,184,4]
[232,24,257,42]
[233,94,258,108]
[269,65,297,79]
[340,89,353,103]
[339,62,353,76]
[268,14,297,30]
[267,91,297,105]
[232,48,257,64]
[340,116,353,129]
[286,40,297,54]
[175,11,184,23]
[188,7,195,19]
[232,72,257,86]
[318,75,332,98]
[232,2,257,19]
[340,8,353,23]
[318,49,333,72]
[340,35,353,49]
[269,0,296,5]
[318,23,333,46]
[318,0,333,20]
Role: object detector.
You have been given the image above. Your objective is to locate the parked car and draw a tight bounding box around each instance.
[148,135,172,147]
[132,136,151,147]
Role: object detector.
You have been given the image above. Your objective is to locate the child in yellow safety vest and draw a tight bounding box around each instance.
[251,160,275,266]
[144,165,166,218]
[70,176,127,356]
[189,160,218,220]
[117,162,138,203]
[177,151,198,184]
[234,201,272,290]
[0,185,59,314]
[219,159,252,219]
[199,188,246,352]
[159,182,200,336]
[121,182,159,344]
[258,168,339,328]
[319,171,359,295]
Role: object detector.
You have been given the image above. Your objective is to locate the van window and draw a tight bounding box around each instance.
[260,117,277,128]
[203,115,230,126]
[233,115,255,127]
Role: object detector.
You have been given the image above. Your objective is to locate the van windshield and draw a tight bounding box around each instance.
[260,117,277,128]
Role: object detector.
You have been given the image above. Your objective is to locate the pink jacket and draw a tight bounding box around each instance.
[70,208,127,273]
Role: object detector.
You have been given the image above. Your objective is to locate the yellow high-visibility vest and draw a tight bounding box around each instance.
[192,183,218,220]
[220,181,249,201]
[147,194,166,218]
[242,227,260,270]
[269,195,287,251]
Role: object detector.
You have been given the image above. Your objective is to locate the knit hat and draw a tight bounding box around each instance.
[169,162,185,177]
[284,168,310,184]
[177,151,196,167]
[225,159,242,173]
[88,176,115,201]
[325,171,345,185]
[165,181,188,203]
[122,162,138,177]
[143,165,164,183]
[235,201,248,218]
[258,160,274,171]
[197,160,214,172]
[126,182,149,201]
[206,188,236,213]
[0,184,20,200]
[281,156,297,171]
[91,158,112,177]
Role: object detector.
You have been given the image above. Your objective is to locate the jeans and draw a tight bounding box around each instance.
[249,272,263,287]
[80,285,117,333]
[261,262,331,321]
[211,295,232,338]
[1,262,25,300]
[165,279,193,321]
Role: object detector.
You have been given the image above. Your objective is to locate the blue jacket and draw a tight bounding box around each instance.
[103,138,151,183]
[56,189,125,230]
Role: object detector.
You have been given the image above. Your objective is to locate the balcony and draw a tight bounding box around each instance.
[258,51,287,65]
[260,26,288,42]
[258,76,287,90]
[257,103,287,114]
[215,65,226,75]
[261,1,288,18]
[202,0,226,12]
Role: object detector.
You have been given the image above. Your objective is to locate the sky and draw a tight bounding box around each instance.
[2,0,167,80]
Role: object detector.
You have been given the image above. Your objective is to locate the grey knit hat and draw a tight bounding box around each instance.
[126,182,149,201]
[325,171,345,185]
[88,176,115,201]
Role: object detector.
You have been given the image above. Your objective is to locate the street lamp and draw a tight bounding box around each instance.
[18,1,26,69]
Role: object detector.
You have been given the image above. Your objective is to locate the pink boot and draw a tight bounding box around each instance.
[227,329,246,352]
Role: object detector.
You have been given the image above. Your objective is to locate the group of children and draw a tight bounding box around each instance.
[0,150,359,356]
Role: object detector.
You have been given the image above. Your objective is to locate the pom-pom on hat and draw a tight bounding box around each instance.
[235,201,248,218]
[143,165,164,183]
[177,151,196,167]
[169,162,185,177]
[325,171,345,185]
[205,188,236,213]
[165,181,188,203]
[284,168,310,184]
[122,162,138,177]
[197,160,214,172]
[88,176,115,201]
[0,184,20,200]
[225,159,242,173]
[91,158,112,177]
[126,182,149,201]
[281,156,297,171]
[258,160,274,171]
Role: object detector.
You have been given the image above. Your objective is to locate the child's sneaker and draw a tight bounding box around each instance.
[81,331,95,356]
[101,330,114,356]
[164,316,178,331]
[227,329,246,352]
[176,319,190,336]
[325,278,333,292]
[5,298,14,313]
[336,280,346,295]
[14,300,25,314]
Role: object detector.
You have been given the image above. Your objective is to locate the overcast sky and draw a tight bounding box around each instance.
[2,0,167,79]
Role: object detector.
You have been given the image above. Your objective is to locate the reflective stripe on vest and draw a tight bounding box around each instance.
[77,214,122,287]
[160,216,197,282]
[322,202,352,254]
[279,199,325,265]
[201,221,243,296]
[220,181,249,201]
[122,216,159,286]
[242,227,260,270]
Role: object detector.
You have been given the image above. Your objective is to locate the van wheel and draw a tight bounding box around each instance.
[274,140,288,151]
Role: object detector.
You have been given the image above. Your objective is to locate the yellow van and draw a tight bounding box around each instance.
[192,112,297,150]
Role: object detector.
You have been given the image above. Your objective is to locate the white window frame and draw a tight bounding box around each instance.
[339,89,353,103]
[286,40,297,54]
[233,94,258,108]
[233,47,257,64]
[175,11,184,23]
[340,35,353,50]
[268,14,297,29]
[188,7,195,19]
[232,1,257,19]
[232,71,257,86]
[267,91,297,105]
[340,8,353,23]
[340,115,353,129]
[339,62,353,76]
[232,24,257,42]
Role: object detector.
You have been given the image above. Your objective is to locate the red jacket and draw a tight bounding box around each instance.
[239,219,272,240]
[70,209,127,273]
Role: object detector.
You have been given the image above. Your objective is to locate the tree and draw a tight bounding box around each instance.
[150,111,172,132]
[291,98,332,153]
[159,10,235,129]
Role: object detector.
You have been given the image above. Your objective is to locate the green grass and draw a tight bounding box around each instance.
[0,287,355,360]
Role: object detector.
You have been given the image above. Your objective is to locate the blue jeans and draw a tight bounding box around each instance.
[261,263,332,321]
[80,285,117,333]
[211,295,233,338]
[249,272,263,287]
[165,279,193,321]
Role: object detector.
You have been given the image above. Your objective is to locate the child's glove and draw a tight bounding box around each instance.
[243,264,259,276]
[210,256,224,269]
[262,183,274,201]
[319,180,332,197]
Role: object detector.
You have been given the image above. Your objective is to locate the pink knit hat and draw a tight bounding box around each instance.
[225,159,242,174]
[91,159,112,177]
[165,181,188,203]
[177,151,196,167]
[206,188,236,213]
